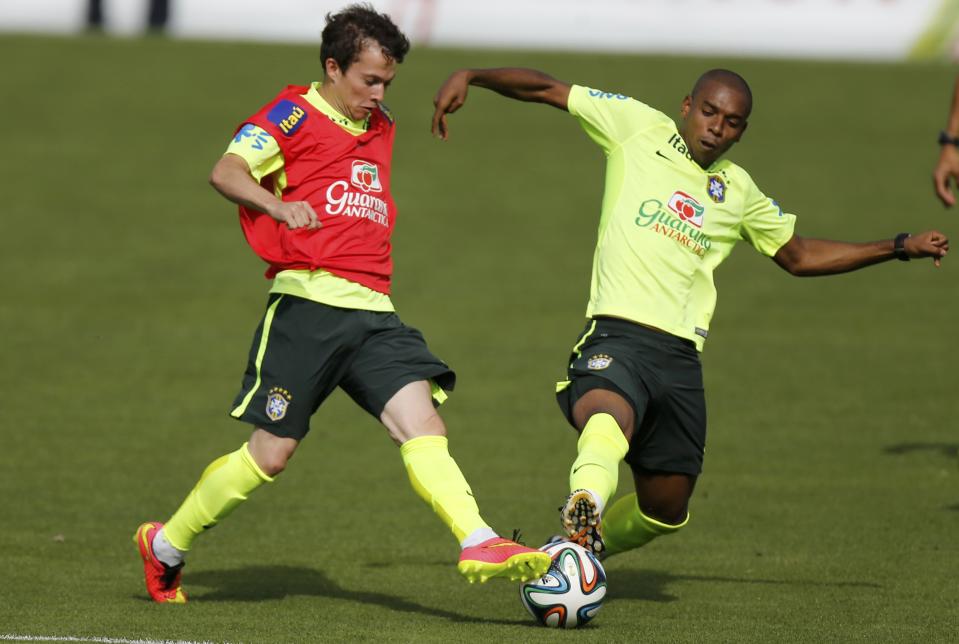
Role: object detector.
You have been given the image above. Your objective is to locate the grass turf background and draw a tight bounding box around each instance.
[0,34,956,642]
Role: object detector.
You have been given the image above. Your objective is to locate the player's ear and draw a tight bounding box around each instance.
[324,57,342,82]
[680,95,692,119]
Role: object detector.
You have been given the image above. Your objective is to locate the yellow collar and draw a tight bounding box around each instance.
[303,82,369,135]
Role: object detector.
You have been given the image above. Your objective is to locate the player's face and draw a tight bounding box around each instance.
[679,81,749,168]
[323,43,396,121]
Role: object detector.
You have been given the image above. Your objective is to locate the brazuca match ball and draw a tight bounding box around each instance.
[519,540,607,628]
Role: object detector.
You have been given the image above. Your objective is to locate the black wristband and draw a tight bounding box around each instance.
[894,232,911,261]
[938,131,959,147]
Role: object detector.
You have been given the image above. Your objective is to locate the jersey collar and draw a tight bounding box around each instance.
[303,82,369,135]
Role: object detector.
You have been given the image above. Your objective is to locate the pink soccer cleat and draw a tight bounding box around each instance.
[133,522,187,604]
[457,536,551,584]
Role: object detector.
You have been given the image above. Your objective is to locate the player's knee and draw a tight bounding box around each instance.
[248,429,297,476]
[572,389,634,435]
[388,408,446,445]
[255,453,289,477]
[638,497,689,526]
[248,445,292,476]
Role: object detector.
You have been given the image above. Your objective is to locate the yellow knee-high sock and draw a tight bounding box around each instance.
[400,435,489,542]
[601,493,688,557]
[569,413,630,508]
[163,442,274,551]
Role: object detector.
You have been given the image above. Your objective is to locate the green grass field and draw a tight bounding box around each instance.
[1,34,957,643]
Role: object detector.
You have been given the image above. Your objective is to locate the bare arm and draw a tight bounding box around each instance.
[431,68,572,140]
[773,231,949,276]
[209,153,319,229]
[934,76,959,207]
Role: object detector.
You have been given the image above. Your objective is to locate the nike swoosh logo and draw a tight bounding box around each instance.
[655,150,673,162]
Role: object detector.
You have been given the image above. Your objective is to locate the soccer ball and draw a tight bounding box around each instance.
[519,540,607,628]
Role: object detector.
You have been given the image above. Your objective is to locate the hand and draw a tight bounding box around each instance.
[431,70,471,140]
[933,145,959,207]
[904,230,949,267]
[269,200,320,230]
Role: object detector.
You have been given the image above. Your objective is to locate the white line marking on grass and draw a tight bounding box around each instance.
[1,635,225,644]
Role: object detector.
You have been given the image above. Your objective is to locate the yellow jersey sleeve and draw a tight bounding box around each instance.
[225,123,284,183]
[739,172,797,257]
[568,84,669,153]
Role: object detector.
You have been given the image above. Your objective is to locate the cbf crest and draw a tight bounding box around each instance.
[586,354,614,370]
[266,387,293,421]
[706,175,726,203]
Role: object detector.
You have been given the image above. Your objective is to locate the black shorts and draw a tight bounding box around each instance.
[230,294,455,440]
[556,317,706,476]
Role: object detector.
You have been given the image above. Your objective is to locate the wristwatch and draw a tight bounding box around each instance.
[938,131,959,146]
[894,232,911,261]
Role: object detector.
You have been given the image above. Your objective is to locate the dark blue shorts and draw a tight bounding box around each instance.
[230,294,455,439]
[556,317,706,476]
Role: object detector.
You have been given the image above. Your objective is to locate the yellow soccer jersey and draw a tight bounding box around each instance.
[568,84,796,351]
[225,82,394,312]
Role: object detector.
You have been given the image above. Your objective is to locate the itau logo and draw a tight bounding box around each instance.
[350,160,382,193]
[667,191,705,228]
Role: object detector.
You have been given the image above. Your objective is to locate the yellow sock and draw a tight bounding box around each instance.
[569,413,630,508]
[163,442,274,551]
[400,435,489,542]
[601,493,688,557]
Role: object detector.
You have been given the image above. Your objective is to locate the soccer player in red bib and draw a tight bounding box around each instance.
[133,5,549,604]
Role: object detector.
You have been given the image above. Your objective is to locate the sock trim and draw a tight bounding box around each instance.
[399,434,448,455]
[240,441,275,483]
[637,506,689,534]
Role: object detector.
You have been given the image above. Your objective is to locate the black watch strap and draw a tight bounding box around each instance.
[939,131,959,147]
[894,232,911,261]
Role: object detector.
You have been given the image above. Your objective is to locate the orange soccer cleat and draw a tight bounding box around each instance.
[133,522,187,604]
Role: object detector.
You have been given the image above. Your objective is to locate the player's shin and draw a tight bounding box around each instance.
[162,442,274,551]
[601,492,687,557]
[569,413,630,510]
[399,435,491,544]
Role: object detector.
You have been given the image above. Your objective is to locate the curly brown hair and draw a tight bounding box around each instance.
[319,4,411,73]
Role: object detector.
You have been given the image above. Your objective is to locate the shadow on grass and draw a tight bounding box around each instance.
[185,565,534,626]
[606,569,881,603]
[882,442,958,459]
[883,442,958,510]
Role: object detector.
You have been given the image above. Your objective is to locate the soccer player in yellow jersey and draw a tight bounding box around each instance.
[432,67,949,559]
[934,74,959,207]
[132,7,549,605]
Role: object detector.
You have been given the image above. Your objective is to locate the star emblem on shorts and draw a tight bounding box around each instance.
[266,387,293,421]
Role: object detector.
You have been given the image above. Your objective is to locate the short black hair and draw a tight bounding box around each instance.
[319,3,410,73]
[691,69,753,116]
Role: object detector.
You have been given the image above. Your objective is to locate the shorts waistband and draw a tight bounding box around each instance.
[592,316,698,351]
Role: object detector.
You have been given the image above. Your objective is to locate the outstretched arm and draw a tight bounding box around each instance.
[431,68,571,140]
[934,76,959,207]
[773,231,949,276]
